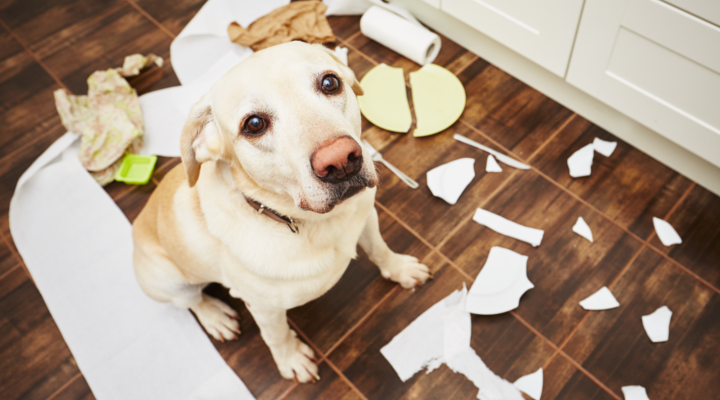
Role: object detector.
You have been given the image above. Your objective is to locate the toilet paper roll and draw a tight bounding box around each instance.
[360,5,441,66]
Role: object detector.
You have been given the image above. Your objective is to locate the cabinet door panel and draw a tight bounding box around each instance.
[441,0,585,77]
[568,0,720,168]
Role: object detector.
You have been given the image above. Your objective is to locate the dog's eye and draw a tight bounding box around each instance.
[243,116,267,135]
[321,75,341,94]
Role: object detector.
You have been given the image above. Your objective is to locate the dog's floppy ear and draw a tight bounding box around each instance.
[180,93,226,187]
[320,46,364,96]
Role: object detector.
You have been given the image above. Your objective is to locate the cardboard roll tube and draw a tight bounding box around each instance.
[360,5,441,66]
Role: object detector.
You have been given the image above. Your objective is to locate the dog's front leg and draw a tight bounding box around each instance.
[359,207,431,288]
[246,304,319,382]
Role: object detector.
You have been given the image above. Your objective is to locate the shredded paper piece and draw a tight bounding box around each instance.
[642,306,672,343]
[622,385,651,400]
[486,155,502,173]
[381,286,523,400]
[572,216,593,243]
[513,368,543,400]
[426,158,475,205]
[593,137,617,157]
[579,287,620,310]
[466,247,534,315]
[567,143,594,178]
[652,217,682,246]
[473,208,544,247]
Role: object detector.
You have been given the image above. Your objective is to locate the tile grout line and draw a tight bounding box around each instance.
[337,37,379,67]
[45,372,82,400]
[123,0,177,39]
[511,312,622,400]
[0,18,69,91]
[525,113,577,162]
[275,382,300,400]
[452,55,480,76]
[287,317,326,360]
[324,358,371,400]
[0,264,21,283]
[344,30,362,43]
[324,285,399,358]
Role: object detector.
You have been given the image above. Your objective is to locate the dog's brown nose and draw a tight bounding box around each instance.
[311,136,363,183]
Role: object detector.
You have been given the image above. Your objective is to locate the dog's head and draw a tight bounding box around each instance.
[180,42,378,214]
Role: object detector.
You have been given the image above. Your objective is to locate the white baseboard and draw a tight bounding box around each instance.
[394,0,720,197]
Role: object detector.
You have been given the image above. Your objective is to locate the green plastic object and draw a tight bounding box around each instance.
[115,154,157,185]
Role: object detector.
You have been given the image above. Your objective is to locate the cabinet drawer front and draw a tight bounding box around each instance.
[663,0,720,27]
[441,0,584,77]
[568,0,720,168]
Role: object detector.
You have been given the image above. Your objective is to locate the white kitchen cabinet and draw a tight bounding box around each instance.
[440,0,585,77]
[567,0,720,169]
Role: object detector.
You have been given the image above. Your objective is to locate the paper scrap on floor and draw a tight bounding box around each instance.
[54,53,162,185]
[513,368,543,400]
[642,306,672,343]
[228,1,335,51]
[572,216,593,243]
[567,143,594,178]
[473,208,544,247]
[381,285,524,400]
[593,137,617,157]
[358,64,412,132]
[579,287,620,310]
[621,385,651,400]
[466,247,533,315]
[426,158,475,205]
[652,217,682,246]
[410,64,466,137]
[486,155,502,173]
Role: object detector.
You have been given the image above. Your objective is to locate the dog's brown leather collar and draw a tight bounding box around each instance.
[243,196,300,234]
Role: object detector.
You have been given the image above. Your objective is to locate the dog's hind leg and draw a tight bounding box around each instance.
[245,304,319,383]
[358,207,431,289]
[133,245,241,342]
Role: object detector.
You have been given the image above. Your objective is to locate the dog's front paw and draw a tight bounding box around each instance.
[380,253,432,289]
[276,332,320,383]
[191,294,241,342]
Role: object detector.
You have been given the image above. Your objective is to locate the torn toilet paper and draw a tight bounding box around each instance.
[486,155,502,173]
[426,158,475,205]
[466,247,534,315]
[513,368,543,400]
[567,143,594,178]
[641,306,672,343]
[621,385,651,400]
[652,217,682,246]
[473,208,544,247]
[381,286,523,400]
[579,287,620,310]
[572,216,593,243]
[593,137,617,157]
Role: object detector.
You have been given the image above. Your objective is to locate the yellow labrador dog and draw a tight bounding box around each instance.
[132,42,430,383]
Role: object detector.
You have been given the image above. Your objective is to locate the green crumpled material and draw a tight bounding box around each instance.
[54,53,163,185]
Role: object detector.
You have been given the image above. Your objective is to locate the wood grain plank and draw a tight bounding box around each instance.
[132,0,204,36]
[368,124,511,246]
[439,170,643,345]
[288,207,440,353]
[649,184,720,289]
[532,115,692,240]
[0,281,78,400]
[327,16,362,41]
[563,247,720,399]
[51,374,96,400]
[280,361,364,400]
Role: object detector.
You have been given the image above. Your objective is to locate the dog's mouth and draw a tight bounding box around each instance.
[300,171,377,214]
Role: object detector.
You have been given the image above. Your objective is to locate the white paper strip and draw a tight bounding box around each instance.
[621,385,651,400]
[572,216,593,243]
[473,208,544,247]
[641,306,672,343]
[513,368,543,400]
[466,247,534,315]
[579,287,620,310]
[486,155,502,173]
[381,286,523,400]
[426,158,475,205]
[652,217,682,246]
[593,137,617,157]
[567,143,594,178]
[10,137,253,400]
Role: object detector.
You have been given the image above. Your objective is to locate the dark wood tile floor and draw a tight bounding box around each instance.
[0,2,718,399]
